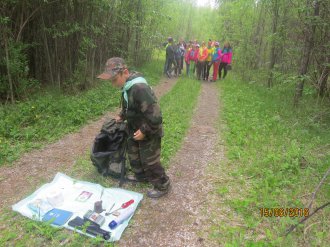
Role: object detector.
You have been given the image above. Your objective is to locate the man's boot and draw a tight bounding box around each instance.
[147,179,171,198]
[126,173,148,183]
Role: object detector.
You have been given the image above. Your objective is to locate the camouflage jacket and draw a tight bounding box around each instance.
[119,72,163,138]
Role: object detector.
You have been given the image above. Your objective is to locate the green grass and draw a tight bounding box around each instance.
[160,77,201,166]
[0,58,164,167]
[210,76,330,246]
[0,76,201,245]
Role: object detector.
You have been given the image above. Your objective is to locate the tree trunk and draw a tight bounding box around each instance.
[41,13,54,86]
[186,4,193,41]
[318,65,329,97]
[134,0,142,64]
[91,48,96,82]
[278,3,289,71]
[253,2,265,69]
[294,0,320,106]
[267,0,279,88]
[4,39,15,103]
[54,38,61,90]
[316,0,329,98]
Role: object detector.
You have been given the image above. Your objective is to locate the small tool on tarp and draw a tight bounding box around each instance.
[94,188,104,213]
[108,199,134,215]
[105,203,116,216]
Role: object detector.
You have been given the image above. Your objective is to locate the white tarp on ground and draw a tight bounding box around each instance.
[12,172,143,242]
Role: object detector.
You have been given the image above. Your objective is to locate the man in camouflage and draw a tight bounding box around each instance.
[97,57,170,198]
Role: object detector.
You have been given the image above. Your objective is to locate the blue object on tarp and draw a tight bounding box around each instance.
[42,208,73,225]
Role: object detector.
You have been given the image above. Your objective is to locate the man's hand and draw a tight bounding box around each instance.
[133,129,145,141]
[115,115,123,123]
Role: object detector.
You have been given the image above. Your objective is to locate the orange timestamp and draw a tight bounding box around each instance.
[260,207,309,217]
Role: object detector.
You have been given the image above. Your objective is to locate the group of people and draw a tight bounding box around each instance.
[164,37,233,82]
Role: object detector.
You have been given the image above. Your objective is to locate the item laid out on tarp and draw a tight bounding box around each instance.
[12,172,143,242]
[91,118,128,186]
[68,216,111,240]
[109,206,135,230]
[42,208,73,226]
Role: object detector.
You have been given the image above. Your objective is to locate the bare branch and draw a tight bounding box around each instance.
[285,201,330,236]
[16,0,60,42]
[308,167,330,210]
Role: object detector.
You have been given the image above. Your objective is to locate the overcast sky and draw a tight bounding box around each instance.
[196,0,217,8]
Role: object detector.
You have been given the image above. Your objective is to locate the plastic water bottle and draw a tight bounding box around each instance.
[108,206,135,230]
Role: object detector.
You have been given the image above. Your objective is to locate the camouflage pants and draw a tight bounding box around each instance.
[127,136,169,188]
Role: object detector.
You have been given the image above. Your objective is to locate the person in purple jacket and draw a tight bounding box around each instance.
[218,41,232,79]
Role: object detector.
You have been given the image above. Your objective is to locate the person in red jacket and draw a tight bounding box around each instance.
[211,42,222,82]
[184,43,192,76]
[219,41,233,79]
[193,44,199,76]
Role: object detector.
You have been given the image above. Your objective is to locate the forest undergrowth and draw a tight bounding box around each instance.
[210,75,330,246]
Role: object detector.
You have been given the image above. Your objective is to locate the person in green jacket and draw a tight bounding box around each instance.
[97,57,170,198]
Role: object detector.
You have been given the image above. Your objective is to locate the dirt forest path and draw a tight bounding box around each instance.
[0,77,178,211]
[120,81,221,247]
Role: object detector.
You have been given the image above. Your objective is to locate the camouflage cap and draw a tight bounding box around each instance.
[97,57,127,80]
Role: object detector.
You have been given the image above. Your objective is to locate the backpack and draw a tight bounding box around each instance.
[174,46,181,59]
[90,119,128,186]
[189,50,195,60]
